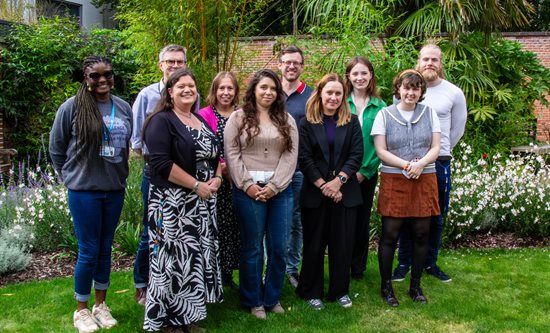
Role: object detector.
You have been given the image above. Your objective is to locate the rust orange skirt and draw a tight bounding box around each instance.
[377,172,441,218]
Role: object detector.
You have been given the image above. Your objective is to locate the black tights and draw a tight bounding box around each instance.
[378,217,430,281]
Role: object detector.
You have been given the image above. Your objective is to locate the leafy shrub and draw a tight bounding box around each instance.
[0,17,139,161]
[0,236,31,275]
[115,157,144,256]
[278,33,550,158]
[0,155,145,257]
[0,159,72,252]
[446,143,550,241]
[0,214,32,275]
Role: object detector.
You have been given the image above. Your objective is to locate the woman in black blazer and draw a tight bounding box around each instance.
[296,73,363,310]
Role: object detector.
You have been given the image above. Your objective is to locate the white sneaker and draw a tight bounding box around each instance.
[73,308,99,333]
[92,302,117,328]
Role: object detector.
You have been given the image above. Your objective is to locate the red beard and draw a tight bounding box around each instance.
[421,68,441,82]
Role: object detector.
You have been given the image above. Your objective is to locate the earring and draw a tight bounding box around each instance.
[87,85,92,92]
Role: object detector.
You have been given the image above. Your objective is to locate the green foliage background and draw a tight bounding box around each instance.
[0,17,138,159]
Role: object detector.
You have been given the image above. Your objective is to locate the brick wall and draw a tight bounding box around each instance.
[0,33,549,149]
[233,33,550,143]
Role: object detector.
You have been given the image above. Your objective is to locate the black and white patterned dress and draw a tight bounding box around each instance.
[212,106,240,275]
[144,124,223,331]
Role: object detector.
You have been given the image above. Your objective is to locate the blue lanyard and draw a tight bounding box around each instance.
[103,99,115,142]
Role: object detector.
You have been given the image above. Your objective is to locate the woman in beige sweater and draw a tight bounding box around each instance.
[224,69,298,320]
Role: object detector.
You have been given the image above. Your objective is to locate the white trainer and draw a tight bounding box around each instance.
[92,302,117,328]
[73,308,99,333]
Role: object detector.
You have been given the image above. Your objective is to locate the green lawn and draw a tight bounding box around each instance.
[1,248,549,333]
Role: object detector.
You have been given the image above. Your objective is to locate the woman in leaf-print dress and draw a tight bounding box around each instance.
[142,68,223,333]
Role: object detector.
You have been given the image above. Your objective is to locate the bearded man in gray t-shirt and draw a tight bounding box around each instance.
[393,44,467,283]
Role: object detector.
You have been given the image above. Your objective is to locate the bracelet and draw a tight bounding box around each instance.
[319,182,327,189]
[192,181,200,193]
[214,175,223,183]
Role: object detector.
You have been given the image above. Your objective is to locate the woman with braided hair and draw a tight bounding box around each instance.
[49,56,132,333]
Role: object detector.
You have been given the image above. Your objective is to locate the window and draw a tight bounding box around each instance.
[36,0,82,22]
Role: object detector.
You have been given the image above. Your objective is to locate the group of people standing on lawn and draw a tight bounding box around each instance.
[49,42,467,333]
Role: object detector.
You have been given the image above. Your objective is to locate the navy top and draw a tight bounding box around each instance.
[323,115,337,170]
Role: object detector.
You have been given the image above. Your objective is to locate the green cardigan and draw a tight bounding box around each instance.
[347,94,386,179]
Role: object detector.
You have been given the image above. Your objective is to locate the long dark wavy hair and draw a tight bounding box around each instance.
[74,55,112,162]
[237,69,293,152]
[142,68,199,144]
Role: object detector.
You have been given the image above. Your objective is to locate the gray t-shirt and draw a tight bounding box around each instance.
[49,95,133,191]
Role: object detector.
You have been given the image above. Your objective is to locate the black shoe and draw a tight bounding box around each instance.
[391,264,410,282]
[222,272,238,289]
[287,272,300,288]
[425,265,452,282]
[409,278,427,303]
[381,280,399,307]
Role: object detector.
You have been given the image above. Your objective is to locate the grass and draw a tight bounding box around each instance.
[1,248,549,333]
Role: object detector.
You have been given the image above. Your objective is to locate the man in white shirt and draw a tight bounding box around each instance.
[393,44,467,283]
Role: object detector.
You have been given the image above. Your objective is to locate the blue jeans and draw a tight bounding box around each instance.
[133,164,150,289]
[286,171,303,275]
[396,159,452,268]
[233,186,292,308]
[68,189,125,302]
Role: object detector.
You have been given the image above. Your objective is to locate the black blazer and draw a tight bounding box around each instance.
[299,114,363,208]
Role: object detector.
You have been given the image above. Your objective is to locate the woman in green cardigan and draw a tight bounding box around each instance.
[345,56,386,279]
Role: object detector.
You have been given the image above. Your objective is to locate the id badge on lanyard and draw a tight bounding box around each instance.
[100,100,116,157]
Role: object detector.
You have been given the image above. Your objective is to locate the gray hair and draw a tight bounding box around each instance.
[159,44,187,62]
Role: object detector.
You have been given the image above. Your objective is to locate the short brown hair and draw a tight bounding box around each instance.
[392,69,427,102]
[279,45,304,64]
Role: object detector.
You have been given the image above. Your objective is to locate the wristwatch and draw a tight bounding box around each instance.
[337,174,348,184]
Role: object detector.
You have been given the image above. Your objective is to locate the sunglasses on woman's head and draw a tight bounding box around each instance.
[88,71,114,81]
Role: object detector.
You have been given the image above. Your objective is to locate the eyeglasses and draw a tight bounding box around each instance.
[281,60,303,67]
[163,59,186,66]
[88,71,114,81]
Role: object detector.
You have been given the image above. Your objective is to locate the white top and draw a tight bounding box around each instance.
[371,106,441,136]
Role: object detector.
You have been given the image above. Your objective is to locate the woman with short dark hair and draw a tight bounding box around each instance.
[372,69,440,306]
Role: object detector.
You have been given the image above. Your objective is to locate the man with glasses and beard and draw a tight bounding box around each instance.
[392,44,467,283]
[278,46,313,289]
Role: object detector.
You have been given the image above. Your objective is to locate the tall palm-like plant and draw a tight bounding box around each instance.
[299,0,534,39]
